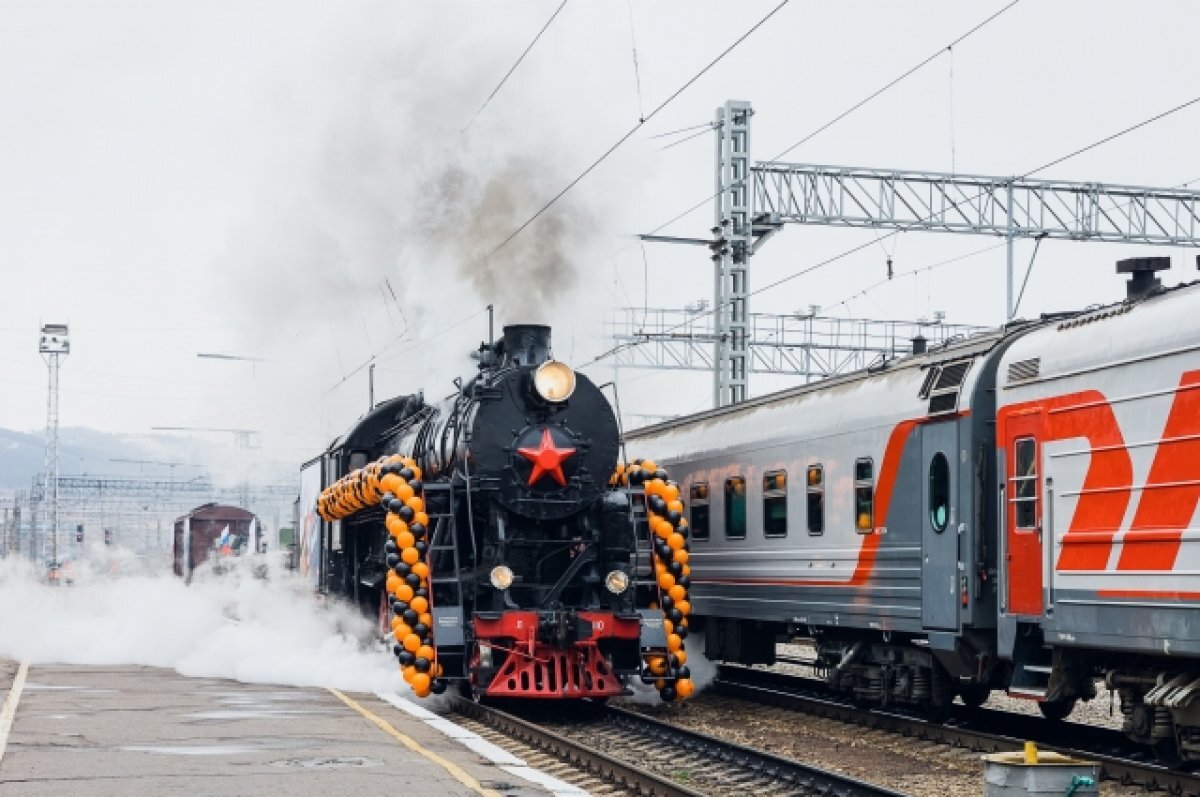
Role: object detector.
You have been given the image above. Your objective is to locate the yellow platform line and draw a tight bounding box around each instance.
[330,688,501,797]
[0,661,29,765]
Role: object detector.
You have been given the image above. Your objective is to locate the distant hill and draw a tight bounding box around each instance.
[0,426,222,492]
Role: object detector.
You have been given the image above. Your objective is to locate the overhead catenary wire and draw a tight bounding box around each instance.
[583,95,1200,370]
[626,0,644,121]
[486,0,792,260]
[641,0,1020,238]
[462,0,570,133]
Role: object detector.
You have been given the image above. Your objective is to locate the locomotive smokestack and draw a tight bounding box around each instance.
[500,324,552,367]
[1117,256,1170,300]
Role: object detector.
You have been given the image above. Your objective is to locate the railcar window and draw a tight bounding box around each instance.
[929,452,950,533]
[854,458,874,534]
[689,483,710,540]
[806,465,824,535]
[763,470,787,538]
[1012,437,1037,530]
[725,476,747,539]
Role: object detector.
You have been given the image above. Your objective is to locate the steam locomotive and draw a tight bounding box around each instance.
[299,325,694,701]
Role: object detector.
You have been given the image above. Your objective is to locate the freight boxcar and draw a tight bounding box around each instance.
[172,503,259,580]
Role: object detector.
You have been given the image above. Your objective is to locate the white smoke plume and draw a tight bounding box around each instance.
[0,554,404,694]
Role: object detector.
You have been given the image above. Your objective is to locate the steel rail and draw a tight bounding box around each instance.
[717,665,1200,796]
[452,695,904,796]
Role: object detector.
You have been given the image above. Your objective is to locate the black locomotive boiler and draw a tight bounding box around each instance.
[303,325,696,701]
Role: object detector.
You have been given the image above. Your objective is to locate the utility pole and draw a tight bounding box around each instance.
[39,323,69,564]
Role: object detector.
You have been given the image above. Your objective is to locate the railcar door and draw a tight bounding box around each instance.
[921,421,959,631]
[1004,411,1044,616]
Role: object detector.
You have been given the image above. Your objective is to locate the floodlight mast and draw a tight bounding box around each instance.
[39,323,69,565]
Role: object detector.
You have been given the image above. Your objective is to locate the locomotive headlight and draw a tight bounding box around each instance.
[533,360,576,402]
[489,565,514,590]
[604,569,630,595]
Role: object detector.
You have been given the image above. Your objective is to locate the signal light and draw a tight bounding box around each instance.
[75,524,83,543]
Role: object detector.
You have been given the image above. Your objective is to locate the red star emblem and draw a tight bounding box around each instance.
[517,428,576,487]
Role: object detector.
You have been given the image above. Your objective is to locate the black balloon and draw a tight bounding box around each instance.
[660,686,676,701]
[398,651,415,666]
[667,510,682,525]
[405,573,421,588]
[668,561,683,577]
[412,623,429,637]
[408,478,423,493]
[394,601,409,614]
[676,627,689,640]
[660,595,674,610]
[414,657,431,673]
[399,505,415,522]
[415,587,429,599]
[385,539,398,554]
[395,562,411,577]
[386,553,400,568]
[381,492,396,505]
[668,608,683,624]
[677,666,691,679]
[403,609,419,625]
[414,541,428,555]
[410,522,426,540]
[399,468,414,481]
[431,679,447,695]
[654,469,668,481]
[678,576,691,588]
[393,644,403,657]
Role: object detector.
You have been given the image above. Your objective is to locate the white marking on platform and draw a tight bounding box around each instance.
[0,662,29,765]
[375,691,591,796]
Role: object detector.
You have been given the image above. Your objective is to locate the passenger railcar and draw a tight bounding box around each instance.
[626,257,1200,764]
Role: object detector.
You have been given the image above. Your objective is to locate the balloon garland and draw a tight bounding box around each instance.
[317,454,446,698]
[615,459,696,702]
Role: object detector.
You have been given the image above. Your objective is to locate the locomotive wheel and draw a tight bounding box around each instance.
[1152,738,1186,769]
[959,684,990,709]
[1037,697,1076,721]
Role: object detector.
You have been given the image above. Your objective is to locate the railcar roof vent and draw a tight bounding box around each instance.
[1117,256,1170,300]
[922,358,973,416]
[1007,357,1041,384]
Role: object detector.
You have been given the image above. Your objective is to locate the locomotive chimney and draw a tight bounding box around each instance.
[500,324,552,367]
[1117,256,1170,300]
[911,334,927,355]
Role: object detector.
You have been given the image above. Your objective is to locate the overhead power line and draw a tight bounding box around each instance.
[584,96,1200,369]
[462,0,570,133]
[486,0,792,260]
[643,0,1021,238]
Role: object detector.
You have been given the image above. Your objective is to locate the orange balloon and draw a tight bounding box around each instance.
[662,619,674,635]
[409,465,422,481]
[418,612,433,628]
[401,547,420,565]
[395,584,414,603]
[673,548,689,565]
[414,511,430,527]
[393,623,412,641]
[410,672,431,695]
[646,478,665,496]
[406,497,425,514]
[381,473,404,495]
[653,519,672,540]
[402,665,416,682]
[385,573,401,594]
[657,572,675,590]
[668,584,687,603]
[396,531,415,549]
[664,485,681,503]
[386,514,408,536]
[667,499,684,513]
[666,633,682,652]
[395,482,415,502]
[641,460,658,475]
[681,564,691,577]
[654,678,666,690]
[676,599,691,616]
[411,562,430,580]
[410,596,429,614]
[667,532,685,550]
[674,649,688,665]
[648,656,666,675]
[675,678,695,698]
[403,634,421,653]
[390,616,406,633]
[416,645,434,661]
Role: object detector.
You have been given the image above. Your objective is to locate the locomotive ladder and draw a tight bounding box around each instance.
[423,481,468,666]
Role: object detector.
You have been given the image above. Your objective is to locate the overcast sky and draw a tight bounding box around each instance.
[2,1,1198,468]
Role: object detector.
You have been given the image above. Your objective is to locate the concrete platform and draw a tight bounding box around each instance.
[0,659,566,796]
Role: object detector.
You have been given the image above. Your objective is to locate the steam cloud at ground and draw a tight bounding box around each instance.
[0,555,403,694]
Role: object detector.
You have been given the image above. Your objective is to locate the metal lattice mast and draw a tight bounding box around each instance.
[39,324,69,564]
[713,100,753,407]
[750,163,1200,319]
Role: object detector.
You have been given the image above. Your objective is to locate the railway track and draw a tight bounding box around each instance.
[716,665,1200,796]
[450,695,905,797]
